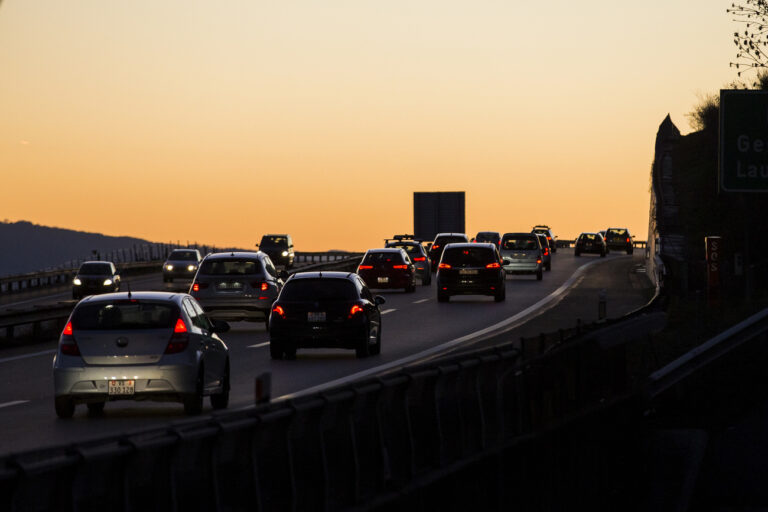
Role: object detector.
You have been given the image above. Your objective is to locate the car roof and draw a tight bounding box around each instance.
[444,242,495,250]
[77,291,185,304]
[204,251,262,260]
[502,232,537,237]
[288,271,356,281]
[366,248,404,253]
[435,232,467,237]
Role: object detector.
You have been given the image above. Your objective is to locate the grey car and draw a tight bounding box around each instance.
[190,251,284,324]
[162,248,202,283]
[535,233,552,271]
[72,261,121,300]
[500,232,544,280]
[53,291,230,418]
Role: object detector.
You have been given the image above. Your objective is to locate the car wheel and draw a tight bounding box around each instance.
[406,283,416,293]
[494,287,506,302]
[536,269,543,281]
[183,367,204,415]
[437,290,449,302]
[545,262,551,271]
[355,324,371,358]
[601,250,606,258]
[55,396,75,418]
[210,361,230,410]
[370,323,381,355]
[269,339,284,360]
[627,248,634,255]
[86,402,105,415]
[574,250,581,257]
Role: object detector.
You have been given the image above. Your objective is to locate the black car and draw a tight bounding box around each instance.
[258,234,295,268]
[427,233,469,270]
[384,235,431,285]
[574,232,607,257]
[436,243,505,302]
[532,225,557,253]
[72,261,121,300]
[604,227,634,254]
[357,248,417,292]
[162,249,202,283]
[268,272,385,359]
[473,231,501,246]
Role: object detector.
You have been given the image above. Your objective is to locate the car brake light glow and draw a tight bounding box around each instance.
[62,321,73,336]
[166,318,190,354]
[60,321,80,356]
[252,282,269,291]
[537,258,542,264]
[626,237,631,243]
[349,304,364,316]
[486,262,501,269]
[358,265,373,270]
[413,257,426,261]
[438,263,451,269]
[431,244,440,250]
[174,318,188,333]
[272,305,285,318]
[543,248,549,256]
[392,265,408,269]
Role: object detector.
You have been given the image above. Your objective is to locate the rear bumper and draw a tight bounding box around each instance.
[195,296,274,320]
[502,262,540,274]
[270,322,365,349]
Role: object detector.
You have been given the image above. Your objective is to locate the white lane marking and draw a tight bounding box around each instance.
[380,309,397,315]
[277,257,610,401]
[0,349,57,364]
[0,400,29,409]
[413,298,430,304]
[248,342,270,348]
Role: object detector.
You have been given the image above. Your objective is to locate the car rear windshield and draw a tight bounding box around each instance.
[536,235,549,247]
[501,236,538,250]
[476,233,499,243]
[280,279,357,301]
[434,236,467,246]
[580,233,599,241]
[385,243,422,256]
[362,252,405,265]
[260,236,288,247]
[441,247,497,266]
[606,228,628,238]
[78,263,112,275]
[72,301,178,330]
[168,251,198,261]
[199,259,262,275]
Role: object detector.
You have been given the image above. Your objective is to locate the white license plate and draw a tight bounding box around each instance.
[217,282,243,290]
[108,380,135,396]
[377,277,389,283]
[459,269,479,275]
[308,311,326,322]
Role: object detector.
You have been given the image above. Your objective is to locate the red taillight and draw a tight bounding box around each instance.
[60,321,80,356]
[547,236,551,241]
[252,282,269,291]
[272,305,285,319]
[543,248,549,256]
[431,244,440,250]
[192,282,209,292]
[392,265,408,269]
[438,263,451,269]
[174,318,188,333]
[413,257,426,262]
[486,262,501,269]
[62,321,73,336]
[349,304,364,316]
[166,318,189,354]
[537,259,542,264]
[626,237,631,243]
[358,265,373,270]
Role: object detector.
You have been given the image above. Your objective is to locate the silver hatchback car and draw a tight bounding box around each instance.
[190,251,285,324]
[53,291,230,418]
[500,232,544,280]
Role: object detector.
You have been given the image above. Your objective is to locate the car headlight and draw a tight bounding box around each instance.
[187,264,197,272]
[281,250,289,257]
[165,264,174,271]
[103,279,113,286]
[73,278,82,286]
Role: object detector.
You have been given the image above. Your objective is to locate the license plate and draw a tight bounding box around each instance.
[377,277,389,283]
[108,380,135,396]
[459,269,479,275]
[308,311,326,322]
[217,282,243,290]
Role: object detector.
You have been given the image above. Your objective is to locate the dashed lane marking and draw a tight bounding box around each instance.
[380,309,397,315]
[248,342,270,348]
[0,401,29,409]
[413,298,430,304]
[0,349,57,364]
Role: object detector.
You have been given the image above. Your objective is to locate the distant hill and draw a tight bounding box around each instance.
[0,221,157,276]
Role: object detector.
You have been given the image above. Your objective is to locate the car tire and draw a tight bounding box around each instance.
[494,287,506,302]
[370,323,382,356]
[406,283,416,293]
[601,251,606,258]
[574,250,581,257]
[536,269,543,281]
[356,324,371,358]
[210,361,230,410]
[183,367,204,415]
[437,290,449,302]
[269,339,284,360]
[55,396,75,418]
[86,402,105,415]
[627,248,634,255]
[545,262,551,271]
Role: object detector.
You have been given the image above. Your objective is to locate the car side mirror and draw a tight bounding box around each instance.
[210,319,230,334]
[374,295,386,306]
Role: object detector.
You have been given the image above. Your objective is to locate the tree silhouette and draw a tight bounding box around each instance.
[729,0,768,82]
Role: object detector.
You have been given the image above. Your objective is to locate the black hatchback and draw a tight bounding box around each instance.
[436,243,505,302]
[268,272,385,359]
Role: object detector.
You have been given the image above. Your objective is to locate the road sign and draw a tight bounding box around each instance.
[719,89,768,192]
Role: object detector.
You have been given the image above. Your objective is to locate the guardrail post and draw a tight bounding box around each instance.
[254,372,271,404]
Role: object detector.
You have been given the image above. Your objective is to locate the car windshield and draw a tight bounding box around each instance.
[476,233,499,242]
[260,236,288,247]
[78,263,112,275]
[168,251,198,261]
[441,247,497,266]
[434,236,466,247]
[502,237,538,250]
[606,229,628,238]
[72,301,178,330]
[536,235,549,247]
[581,233,599,241]
[362,252,405,265]
[199,259,261,275]
[280,279,357,301]
[385,243,421,255]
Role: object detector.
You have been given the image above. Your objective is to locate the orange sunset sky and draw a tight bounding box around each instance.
[0,1,742,252]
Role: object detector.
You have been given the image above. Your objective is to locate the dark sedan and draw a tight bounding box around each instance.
[72,261,121,300]
[268,272,385,359]
[357,248,416,292]
[436,243,506,302]
[574,232,607,257]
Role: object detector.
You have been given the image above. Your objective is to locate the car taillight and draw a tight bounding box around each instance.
[438,263,451,269]
[413,257,426,262]
[431,244,440,250]
[349,304,364,317]
[251,282,269,291]
[272,304,285,319]
[486,262,501,269]
[165,318,189,354]
[191,282,209,292]
[626,237,631,243]
[543,248,549,256]
[537,258,542,264]
[358,265,373,270]
[392,264,408,269]
[547,236,551,241]
[59,321,80,356]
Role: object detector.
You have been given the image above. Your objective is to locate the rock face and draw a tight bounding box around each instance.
[0,220,152,276]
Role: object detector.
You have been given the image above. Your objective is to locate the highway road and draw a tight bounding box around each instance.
[0,249,634,456]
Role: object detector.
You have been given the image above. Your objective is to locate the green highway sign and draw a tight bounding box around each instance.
[720,89,768,192]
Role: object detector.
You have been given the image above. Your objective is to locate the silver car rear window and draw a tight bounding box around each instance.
[441,247,496,266]
[72,301,178,330]
[502,237,538,250]
[199,259,262,276]
[280,279,357,301]
[362,252,405,265]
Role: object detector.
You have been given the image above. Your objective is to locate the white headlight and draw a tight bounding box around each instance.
[103,279,113,286]
[165,264,174,271]
[73,278,82,286]
[281,250,289,257]
[187,265,197,272]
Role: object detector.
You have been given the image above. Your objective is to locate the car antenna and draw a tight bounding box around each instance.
[126,282,132,299]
